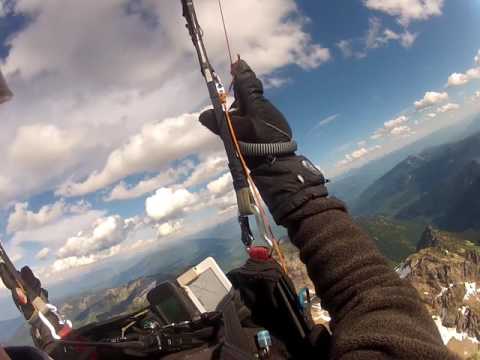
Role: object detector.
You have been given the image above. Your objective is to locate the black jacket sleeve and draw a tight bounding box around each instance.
[231,61,458,359]
[283,197,458,359]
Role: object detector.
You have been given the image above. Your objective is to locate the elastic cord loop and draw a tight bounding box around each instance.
[239,140,297,157]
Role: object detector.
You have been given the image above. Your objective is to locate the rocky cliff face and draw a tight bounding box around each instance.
[397,226,480,358]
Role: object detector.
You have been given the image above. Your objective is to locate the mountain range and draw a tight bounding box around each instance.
[330,115,480,207]
[353,130,480,233]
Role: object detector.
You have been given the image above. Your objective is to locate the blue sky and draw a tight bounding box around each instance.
[268,0,480,172]
[0,0,479,318]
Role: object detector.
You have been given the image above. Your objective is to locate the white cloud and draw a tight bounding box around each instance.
[466,68,480,79]
[10,209,106,247]
[155,221,182,238]
[390,125,413,136]
[437,103,460,113]
[207,173,233,197]
[366,17,387,49]
[338,145,381,167]
[447,69,480,87]
[0,0,329,203]
[8,124,85,174]
[351,148,369,159]
[105,162,193,201]
[427,113,437,119]
[263,77,290,89]
[363,0,444,25]
[337,40,366,59]
[447,73,469,87]
[414,91,449,110]
[57,111,222,197]
[366,18,417,49]
[211,190,237,213]
[7,201,65,234]
[36,248,50,261]
[446,51,480,87]
[51,255,98,273]
[57,215,134,258]
[357,140,367,147]
[145,187,198,222]
[384,115,409,129]
[6,199,89,234]
[473,91,480,101]
[371,115,410,139]
[182,156,228,188]
[337,17,417,61]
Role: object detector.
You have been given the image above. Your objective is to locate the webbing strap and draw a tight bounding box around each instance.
[222,299,256,360]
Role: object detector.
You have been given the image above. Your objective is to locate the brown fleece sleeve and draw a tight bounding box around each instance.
[286,198,459,359]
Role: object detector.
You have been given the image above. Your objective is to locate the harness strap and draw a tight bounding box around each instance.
[222,301,256,360]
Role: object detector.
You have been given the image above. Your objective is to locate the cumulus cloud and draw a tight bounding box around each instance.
[0,0,330,203]
[36,248,50,261]
[8,124,85,175]
[447,73,469,87]
[145,187,198,222]
[384,115,409,129]
[371,115,410,139]
[437,103,460,113]
[105,162,193,201]
[51,255,98,273]
[182,156,228,188]
[447,51,480,87]
[207,173,233,197]
[338,145,382,167]
[390,125,413,136]
[57,215,135,258]
[7,200,66,234]
[363,0,444,25]
[447,69,480,87]
[427,113,437,119]
[155,221,182,238]
[6,199,90,234]
[10,209,106,248]
[414,91,449,110]
[57,111,221,197]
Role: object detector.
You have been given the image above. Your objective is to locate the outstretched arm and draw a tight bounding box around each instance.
[200,60,457,359]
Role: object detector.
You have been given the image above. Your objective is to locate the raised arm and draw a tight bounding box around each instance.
[199,60,457,359]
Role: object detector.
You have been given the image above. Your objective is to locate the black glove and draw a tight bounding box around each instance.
[199,60,295,169]
[199,60,328,226]
[0,265,46,320]
[0,265,69,352]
